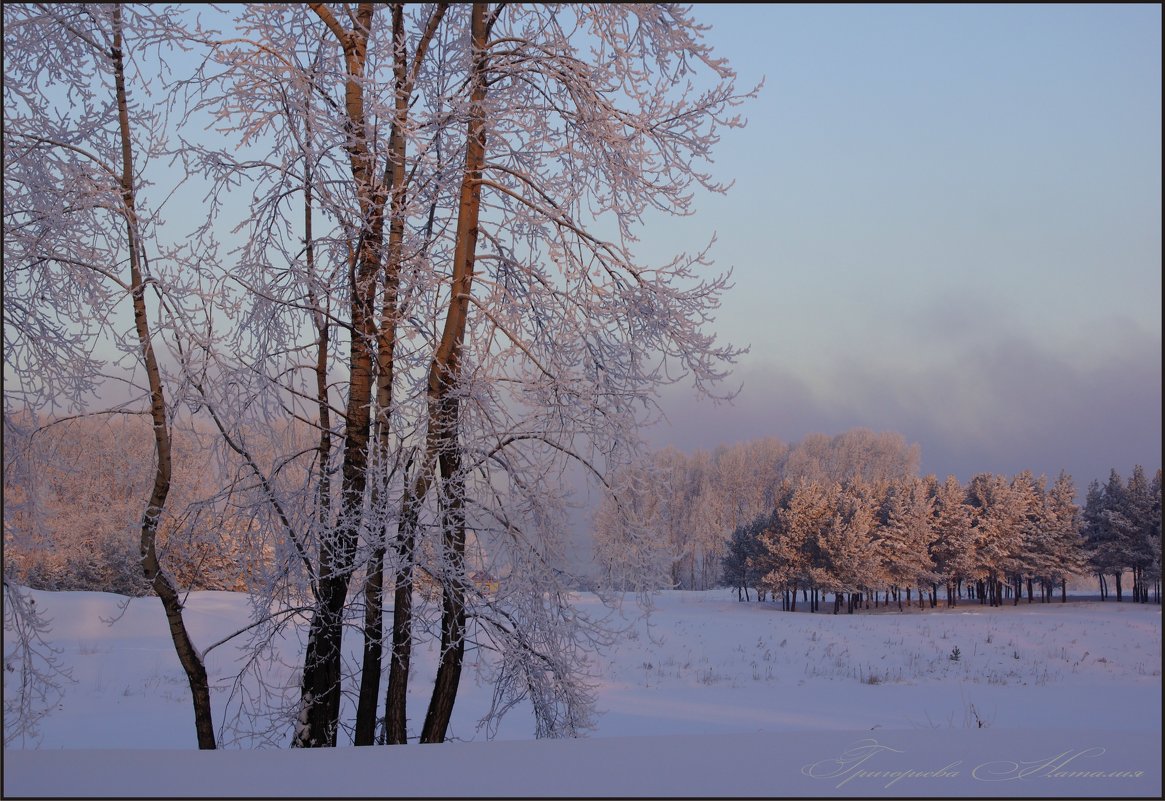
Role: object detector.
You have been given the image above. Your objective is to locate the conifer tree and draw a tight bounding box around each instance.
[1043,471,1084,602]
[874,476,935,609]
[928,475,975,606]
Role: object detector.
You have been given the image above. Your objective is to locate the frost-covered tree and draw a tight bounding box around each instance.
[721,511,777,602]
[2,582,73,747]
[782,429,920,486]
[8,0,759,748]
[1010,470,1048,604]
[1041,470,1085,602]
[810,481,880,613]
[873,476,935,609]
[1149,469,1163,604]
[406,1,756,741]
[2,416,248,594]
[1084,469,1138,601]
[757,481,830,611]
[1124,466,1157,603]
[601,430,917,593]
[179,1,446,746]
[187,0,754,746]
[1083,466,1163,605]
[1081,480,1107,597]
[965,473,1025,606]
[3,3,217,748]
[927,475,975,607]
[593,462,674,593]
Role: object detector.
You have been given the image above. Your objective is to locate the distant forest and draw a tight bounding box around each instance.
[594,429,1162,609]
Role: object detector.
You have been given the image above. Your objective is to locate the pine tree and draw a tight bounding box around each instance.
[1043,471,1085,602]
[811,481,880,613]
[721,514,771,602]
[1011,470,1049,604]
[965,473,1025,606]
[1098,469,1135,601]
[1124,466,1157,603]
[928,475,975,606]
[759,481,828,611]
[1082,479,1112,598]
[873,476,935,610]
[1149,470,1163,603]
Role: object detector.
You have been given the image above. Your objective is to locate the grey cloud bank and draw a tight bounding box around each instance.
[650,327,1161,491]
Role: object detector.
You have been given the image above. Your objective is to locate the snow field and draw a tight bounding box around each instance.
[590,590,1161,737]
[4,587,1160,797]
[6,587,1160,749]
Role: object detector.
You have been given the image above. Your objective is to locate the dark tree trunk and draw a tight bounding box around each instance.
[112,7,215,750]
[384,537,414,743]
[420,405,468,744]
[354,547,385,746]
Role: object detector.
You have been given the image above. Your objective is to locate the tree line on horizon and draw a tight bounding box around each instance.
[724,465,1160,613]
[593,428,922,592]
[594,435,1161,611]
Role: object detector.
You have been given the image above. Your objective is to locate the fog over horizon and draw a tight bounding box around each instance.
[648,320,1161,492]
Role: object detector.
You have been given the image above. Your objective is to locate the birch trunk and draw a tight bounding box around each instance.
[112,8,215,750]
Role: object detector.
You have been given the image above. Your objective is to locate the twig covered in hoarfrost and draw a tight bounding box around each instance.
[2,583,74,748]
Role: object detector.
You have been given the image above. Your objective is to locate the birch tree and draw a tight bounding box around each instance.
[3,3,216,748]
[401,1,756,741]
[178,1,754,745]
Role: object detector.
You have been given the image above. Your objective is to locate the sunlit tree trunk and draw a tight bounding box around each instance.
[296,2,384,748]
[357,1,447,748]
[419,1,489,745]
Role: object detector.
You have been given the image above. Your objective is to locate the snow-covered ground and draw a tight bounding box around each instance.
[4,588,1161,797]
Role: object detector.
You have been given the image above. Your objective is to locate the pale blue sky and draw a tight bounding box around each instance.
[646,3,1161,488]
